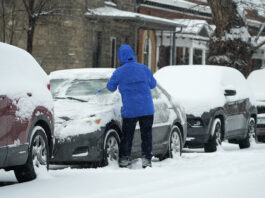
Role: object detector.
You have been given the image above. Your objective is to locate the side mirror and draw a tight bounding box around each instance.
[224,89,236,96]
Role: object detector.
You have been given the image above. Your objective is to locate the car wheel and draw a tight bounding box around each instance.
[103,129,120,166]
[204,118,222,153]
[168,126,182,159]
[239,118,255,149]
[14,126,49,183]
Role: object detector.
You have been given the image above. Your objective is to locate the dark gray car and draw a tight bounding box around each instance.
[155,65,257,152]
[49,68,187,166]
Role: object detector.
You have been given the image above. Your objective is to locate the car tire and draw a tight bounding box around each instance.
[14,126,49,183]
[239,118,255,149]
[102,129,120,166]
[168,126,183,158]
[204,118,222,153]
[257,136,265,143]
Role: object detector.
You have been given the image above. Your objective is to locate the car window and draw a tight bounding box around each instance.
[151,88,160,99]
[65,79,110,96]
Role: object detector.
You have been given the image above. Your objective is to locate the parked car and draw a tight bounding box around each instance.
[49,68,187,166]
[0,42,54,182]
[247,68,265,142]
[155,65,257,152]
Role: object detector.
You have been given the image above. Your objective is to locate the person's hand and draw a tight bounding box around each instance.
[94,89,102,95]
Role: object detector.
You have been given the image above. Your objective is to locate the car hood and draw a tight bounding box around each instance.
[54,99,115,121]
[54,99,122,139]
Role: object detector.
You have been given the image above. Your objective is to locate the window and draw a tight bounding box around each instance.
[193,49,203,65]
[110,37,117,68]
[93,32,102,68]
[143,37,152,70]
[176,47,189,65]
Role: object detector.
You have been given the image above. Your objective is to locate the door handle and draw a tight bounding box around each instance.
[27,93,32,97]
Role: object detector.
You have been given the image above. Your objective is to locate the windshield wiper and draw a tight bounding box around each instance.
[54,96,87,102]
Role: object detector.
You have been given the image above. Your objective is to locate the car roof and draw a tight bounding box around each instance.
[49,68,115,80]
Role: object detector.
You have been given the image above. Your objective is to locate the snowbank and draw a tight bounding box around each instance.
[0,42,53,120]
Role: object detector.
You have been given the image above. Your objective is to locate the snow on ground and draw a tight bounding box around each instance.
[1,142,265,198]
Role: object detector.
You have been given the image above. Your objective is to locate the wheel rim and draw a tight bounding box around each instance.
[106,135,119,163]
[170,130,181,158]
[32,134,47,171]
[215,122,222,145]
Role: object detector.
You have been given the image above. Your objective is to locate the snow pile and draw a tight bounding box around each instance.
[247,68,265,103]
[0,42,53,120]
[155,65,254,116]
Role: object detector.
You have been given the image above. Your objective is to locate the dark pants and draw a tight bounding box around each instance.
[119,115,154,160]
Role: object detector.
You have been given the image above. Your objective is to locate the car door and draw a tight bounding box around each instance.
[222,69,249,138]
[224,98,241,137]
[0,95,9,167]
[131,87,171,156]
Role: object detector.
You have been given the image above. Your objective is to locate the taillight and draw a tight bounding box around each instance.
[47,84,50,90]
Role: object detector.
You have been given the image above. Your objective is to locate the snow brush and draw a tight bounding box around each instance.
[94,87,107,95]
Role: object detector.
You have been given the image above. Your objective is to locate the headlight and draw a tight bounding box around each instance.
[188,119,203,127]
[86,119,101,125]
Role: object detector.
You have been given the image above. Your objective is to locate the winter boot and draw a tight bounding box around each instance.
[118,157,130,168]
[142,158,152,168]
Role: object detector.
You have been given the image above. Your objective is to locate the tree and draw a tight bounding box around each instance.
[207,0,265,76]
[22,0,55,53]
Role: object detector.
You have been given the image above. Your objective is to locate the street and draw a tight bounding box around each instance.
[1,142,265,198]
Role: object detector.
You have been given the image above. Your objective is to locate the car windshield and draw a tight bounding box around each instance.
[50,79,115,104]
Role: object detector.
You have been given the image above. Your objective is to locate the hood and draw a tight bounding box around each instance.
[54,100,113,121]
[118,45,136,65]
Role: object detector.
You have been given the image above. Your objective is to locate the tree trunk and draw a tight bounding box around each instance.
[26,16,36,54]
[1,0,6,42]
[207,0,254,76]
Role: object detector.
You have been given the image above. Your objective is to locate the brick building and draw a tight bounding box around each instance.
[25,0,181,73]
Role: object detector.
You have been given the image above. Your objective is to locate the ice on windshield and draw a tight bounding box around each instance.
[50,78,116,104]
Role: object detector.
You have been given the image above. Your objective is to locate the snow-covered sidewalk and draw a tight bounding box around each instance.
[1,142,265,198]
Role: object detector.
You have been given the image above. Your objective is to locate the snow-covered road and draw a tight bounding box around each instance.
[1,142,265,198]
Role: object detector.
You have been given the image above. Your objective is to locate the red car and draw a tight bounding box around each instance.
[0,43,54,182]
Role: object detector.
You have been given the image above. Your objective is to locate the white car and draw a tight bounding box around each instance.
[155,65,257,152]
[49,68,187,166]
[247,68,265,142]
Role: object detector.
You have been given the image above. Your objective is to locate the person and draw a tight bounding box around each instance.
[107,44,156,168]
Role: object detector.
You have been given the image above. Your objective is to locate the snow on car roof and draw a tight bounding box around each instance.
[247,68,265,101]
[0,42,53,119]
[49,68,115,80]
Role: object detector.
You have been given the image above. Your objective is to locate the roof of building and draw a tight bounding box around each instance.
[145,0,265,24]
[85,6,184,28]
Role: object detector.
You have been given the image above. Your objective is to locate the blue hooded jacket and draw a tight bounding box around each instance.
[107,45,157,118]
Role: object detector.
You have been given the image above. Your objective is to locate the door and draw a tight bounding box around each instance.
[224,99,240,137]
[151,87,171,152]
[131,87,171,157]
[0,96,9,167]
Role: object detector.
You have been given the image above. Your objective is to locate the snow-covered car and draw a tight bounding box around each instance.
[155,65,257,152]
[49,68,187,166]
[0,42,54,182]
[247,68,265,142]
